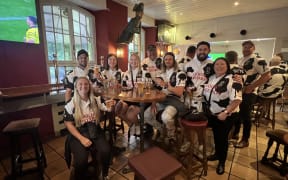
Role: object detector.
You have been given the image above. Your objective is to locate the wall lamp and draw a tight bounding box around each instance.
[116,47,124,58]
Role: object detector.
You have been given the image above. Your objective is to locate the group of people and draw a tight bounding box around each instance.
[62,39,288,179]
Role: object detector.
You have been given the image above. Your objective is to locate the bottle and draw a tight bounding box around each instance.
[100,56,105,71]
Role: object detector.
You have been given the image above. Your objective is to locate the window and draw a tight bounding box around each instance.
[128,28,145,61]
[41,1,96,84]
[128,33,140,57]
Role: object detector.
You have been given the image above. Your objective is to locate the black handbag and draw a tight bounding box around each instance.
[182,111,208,121]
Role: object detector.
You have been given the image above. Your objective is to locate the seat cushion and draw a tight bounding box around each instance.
[266,129,288,145]
[128,147,182,180]
[3,118,40,133]
[181,119,208,128]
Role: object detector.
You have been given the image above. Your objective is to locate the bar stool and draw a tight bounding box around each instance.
[261,129,288,176]
[2,118,47,179]
[128,146,182,180]
[178,119,208,177]
[254,96,278,129]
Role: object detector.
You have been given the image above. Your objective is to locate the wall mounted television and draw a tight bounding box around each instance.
[0,0,40,44]
[208,53,225,61]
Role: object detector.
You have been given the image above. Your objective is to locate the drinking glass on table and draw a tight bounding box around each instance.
[137,82,145,95]
[145,79,153,94]
[105,99,115,111]
[110,79,118,93]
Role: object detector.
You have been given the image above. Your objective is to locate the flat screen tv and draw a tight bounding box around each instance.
[208,53,225,61]
[0,0,40,44]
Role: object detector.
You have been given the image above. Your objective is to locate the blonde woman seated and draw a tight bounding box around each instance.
[64,77,114,180]
[122,53,144,88]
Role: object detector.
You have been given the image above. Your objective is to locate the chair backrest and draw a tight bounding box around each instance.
[282,85,288,100]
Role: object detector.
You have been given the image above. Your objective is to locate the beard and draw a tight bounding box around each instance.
[197,53,208,62]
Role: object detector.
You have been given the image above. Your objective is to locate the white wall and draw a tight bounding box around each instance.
[175,7,288,60]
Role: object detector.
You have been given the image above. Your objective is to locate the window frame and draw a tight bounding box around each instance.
[40,0,96,84]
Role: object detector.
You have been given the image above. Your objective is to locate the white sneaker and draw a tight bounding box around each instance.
[198,144,203,152]
[180,141,191,153]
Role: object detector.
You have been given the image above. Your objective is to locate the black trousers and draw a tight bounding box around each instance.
[208,113,236,164]
[70,128,111,180]
[234,93,257,141]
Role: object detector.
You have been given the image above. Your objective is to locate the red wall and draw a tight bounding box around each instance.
[94,0,129,71]
[0,41,48,88]
[143,27,157,52]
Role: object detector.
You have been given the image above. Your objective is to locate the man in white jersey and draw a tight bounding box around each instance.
[258,56,288,98]
[234,40,271,148]
[184,41,214,112]
[178,45,196,71]
[64,49,94,102]
[141,44,161,79]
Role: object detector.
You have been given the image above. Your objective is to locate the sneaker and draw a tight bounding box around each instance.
[180,141,191,154]
[198,144,203,152]
[216,162,225,175]
[234,140,249,148]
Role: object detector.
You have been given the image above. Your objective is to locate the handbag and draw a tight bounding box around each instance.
[182,111,208,121]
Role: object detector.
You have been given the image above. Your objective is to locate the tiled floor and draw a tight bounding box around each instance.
[1,108,288,180]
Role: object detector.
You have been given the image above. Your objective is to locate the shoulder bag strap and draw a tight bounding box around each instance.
[207,74,228,105]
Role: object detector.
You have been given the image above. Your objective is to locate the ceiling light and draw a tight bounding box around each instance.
[234,1,239,6]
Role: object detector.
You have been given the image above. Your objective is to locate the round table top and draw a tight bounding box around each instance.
[94,87,166,103]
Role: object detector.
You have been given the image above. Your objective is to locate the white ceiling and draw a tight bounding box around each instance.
[113,0,288,25]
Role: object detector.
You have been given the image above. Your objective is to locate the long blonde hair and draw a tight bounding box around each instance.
[73,77,99,126]
[129,53,141,71]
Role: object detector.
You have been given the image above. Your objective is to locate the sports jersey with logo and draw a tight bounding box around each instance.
[203,74,242,114]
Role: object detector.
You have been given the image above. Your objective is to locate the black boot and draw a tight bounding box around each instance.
[216,162,225,175]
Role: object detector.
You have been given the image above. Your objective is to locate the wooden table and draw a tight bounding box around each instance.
[95,87,166,152]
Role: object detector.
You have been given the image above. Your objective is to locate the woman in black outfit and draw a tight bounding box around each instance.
[203,57,242,175]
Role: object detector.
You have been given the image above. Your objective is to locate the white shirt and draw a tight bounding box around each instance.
[203,74,242,114]
[238,54,270,94]
[64,96,108,127]
[258,65,288,98]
